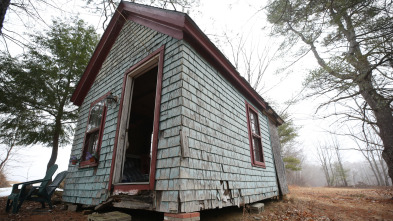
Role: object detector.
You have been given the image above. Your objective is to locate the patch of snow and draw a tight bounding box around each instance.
[0,186,63,198]
[0,187,12,197]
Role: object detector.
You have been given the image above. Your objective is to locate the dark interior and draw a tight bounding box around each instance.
[121,66,158,183]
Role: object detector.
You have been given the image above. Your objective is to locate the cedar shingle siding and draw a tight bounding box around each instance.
[64,8,285,213]
[63,21,182,206]
[172,42,278,212]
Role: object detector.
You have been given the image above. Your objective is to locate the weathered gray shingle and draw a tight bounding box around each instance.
[64,18,281,214]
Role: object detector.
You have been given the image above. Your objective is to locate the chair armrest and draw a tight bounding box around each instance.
[13,178,51,186]
[12,179,51,192]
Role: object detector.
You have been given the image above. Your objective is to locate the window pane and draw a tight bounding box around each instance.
[249,111,259,134]
[87,101,104,131]
[85,131,99,160]
[253,137,263,162]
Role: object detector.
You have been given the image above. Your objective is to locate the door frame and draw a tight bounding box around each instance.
[109,45,165,192]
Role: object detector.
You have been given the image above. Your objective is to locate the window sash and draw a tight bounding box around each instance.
[81,96,107,166]
[252,136,263,162]
[87,101,105,132]
[246,102,265,168]
[84,129,100,160]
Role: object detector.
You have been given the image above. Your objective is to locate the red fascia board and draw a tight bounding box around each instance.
[71,4,127,106]
[128,14,184,40]
[122,3,185,29]
[71,2,185,106]
[123,2,186,39]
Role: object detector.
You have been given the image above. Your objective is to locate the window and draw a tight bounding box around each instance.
[246,102,265,168]
[81,97,107,167]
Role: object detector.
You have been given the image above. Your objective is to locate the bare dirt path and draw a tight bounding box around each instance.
[0,186,392,220]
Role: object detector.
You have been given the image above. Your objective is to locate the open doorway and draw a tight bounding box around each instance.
[110,46,164,192]
[121,66,158,183]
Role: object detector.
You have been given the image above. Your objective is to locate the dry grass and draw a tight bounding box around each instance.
[255,186,393,220]
[0,171,9,188]
[1,186,392,220]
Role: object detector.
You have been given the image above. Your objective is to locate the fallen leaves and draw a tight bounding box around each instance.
[254,185,393,221]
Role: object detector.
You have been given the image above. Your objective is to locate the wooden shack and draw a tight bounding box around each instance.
[63,2,288,219]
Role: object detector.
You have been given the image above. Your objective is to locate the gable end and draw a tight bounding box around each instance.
[71,2,283,125]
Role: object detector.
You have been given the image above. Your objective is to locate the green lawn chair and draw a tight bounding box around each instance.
[5,164,58,213]
[25,171,68,209]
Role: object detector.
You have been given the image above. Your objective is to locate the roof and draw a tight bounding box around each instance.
[70,1,283,125]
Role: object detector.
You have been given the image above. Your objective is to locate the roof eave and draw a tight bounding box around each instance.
[71,3,128,106]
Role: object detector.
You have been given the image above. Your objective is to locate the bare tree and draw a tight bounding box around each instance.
[84,0,199,30]
[315,139,350,187]
[267,0,393,183]
[219,30,281,95]
[351,127,391,186]
[316,143,335,186]
[0,124,20,174]
[0,124,24,187]
[0,0,65,53]
[0,0,10,34]
[332,139,348,186]
[0,143,14,174]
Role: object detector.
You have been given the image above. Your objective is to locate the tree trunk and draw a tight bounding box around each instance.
[0,0,10,34]
[359,85,393,184]
[47,135,59,170]
[330,5,393,184]
[378,152,391,186]
[0,130,18,173]
[381,144,393,184]
[378,111,393,185]
[0,144,13,172]
[47,117,61,170]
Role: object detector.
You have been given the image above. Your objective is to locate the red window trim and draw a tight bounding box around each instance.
[79,92,110,168]
[113,184,151,192]
[245,101,266,168]
[108,45,165,192]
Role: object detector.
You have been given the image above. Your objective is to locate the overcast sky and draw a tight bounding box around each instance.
[1,0,364,182]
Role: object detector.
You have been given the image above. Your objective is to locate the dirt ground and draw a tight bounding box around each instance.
[0,186,392,221]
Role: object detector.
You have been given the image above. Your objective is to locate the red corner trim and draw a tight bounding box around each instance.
[107,70,128,192]
[149,45,165,190]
